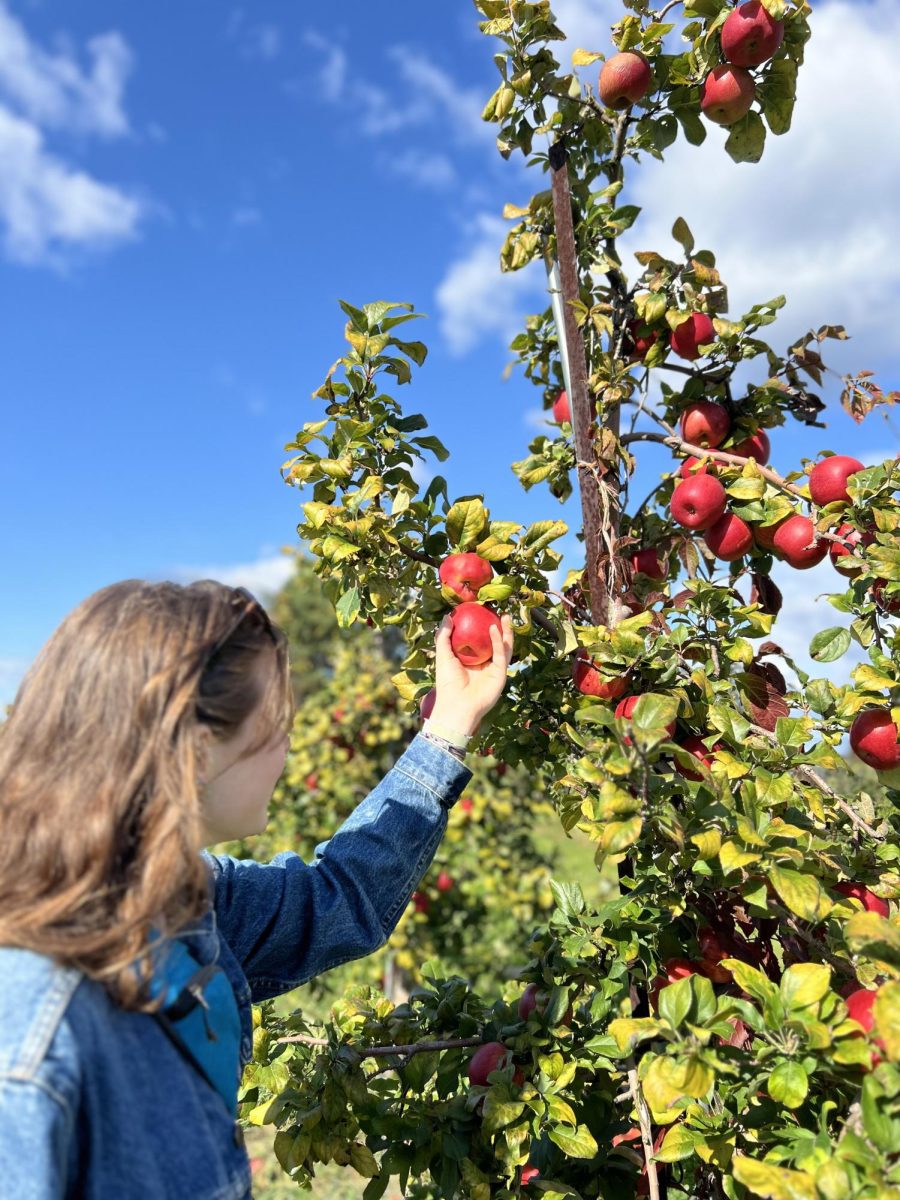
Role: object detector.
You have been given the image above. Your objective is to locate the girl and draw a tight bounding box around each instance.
[0,578,514,1199]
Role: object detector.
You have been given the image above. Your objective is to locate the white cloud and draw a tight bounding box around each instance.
[0,105,142,264]
[435,213,543,354]
[301,31,348,104]
[166,551,296,605]
[617,0,900,369]
[226,10,281,62]
[387,45,487,145]
[0,3,144,266]
[387,147,456,190]
[0,2,131,136]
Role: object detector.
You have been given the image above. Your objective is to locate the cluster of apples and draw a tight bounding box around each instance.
[597,1,784,128]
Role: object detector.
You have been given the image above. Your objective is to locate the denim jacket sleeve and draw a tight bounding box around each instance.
[0,1076,75,1200]
[203,734,472,1001]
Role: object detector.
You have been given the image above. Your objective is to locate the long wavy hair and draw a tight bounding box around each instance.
[0,579,293,1011]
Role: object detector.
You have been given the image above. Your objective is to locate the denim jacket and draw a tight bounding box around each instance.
[0,734,471,1199]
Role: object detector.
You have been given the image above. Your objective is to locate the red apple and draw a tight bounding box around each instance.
[809,455,865,506]
[670,313,716,361]
[696,927,732,983]
[439,552,493,602]
[420,687,437,720]
[679,455,717,479]
[680,401,731,449]
[772,514,827,569]
[573,651,628,700]
[730,429,771,464]
[670,474,728,531]
[552,390,571,423]
[436,870,454,893]
[872,579,900,614]
[460,797,474,814]
[450,602,502,667]
[674,734,723,781]
[721,1,785,67]
[753,517,787,553]
[835,881,889,919]
[518,982,573,1026]
[829,523,874,577]
[615,695,677,741]
[412,890,430,913]
[649,958,696,1010]
[521,1165,540,1186]
[705,513,754,561]
[626,318,661,363]
[631,548,667,581]
[700,65,756,126]
[850,709,900,773]
[598,51,653,110]
[845,988,886,1067]
[467,1042,523,1087]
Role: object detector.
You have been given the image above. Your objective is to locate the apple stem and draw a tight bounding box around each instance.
[749,723,885,840]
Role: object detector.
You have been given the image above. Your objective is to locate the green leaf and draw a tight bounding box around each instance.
[349,1143,380,1178]
[521,519,568,554]
[548,1125,599,1160]
[482,1090,526,1133]
[846,911,900,970]
[809,626,851,663]
[446,498,488,550]
[767,1061,808,1109]
[656,1124,702,1163]
[725,111,766,165]
[659,976,693,1029]
[411,435,450,462]
[671,216,694,255]
[335,587,361,629]
[874,981,900,1061]
[391,339,428,366]
[549,879,586,917]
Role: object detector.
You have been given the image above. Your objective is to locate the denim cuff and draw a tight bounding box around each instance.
[395,733,473,809]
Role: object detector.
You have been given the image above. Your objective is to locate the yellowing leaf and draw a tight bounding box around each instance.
[732,1153,816,1200]
[608,1017,663,1053]
[601,816,643,854]
[719,841,761,873]
[572,48,603,66]
[691,830,722,861]
[874,981,900,1061]
[779,963,831,1009]
[768,866,832,922]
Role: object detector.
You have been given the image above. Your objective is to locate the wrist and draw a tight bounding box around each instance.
[427,705,481,739]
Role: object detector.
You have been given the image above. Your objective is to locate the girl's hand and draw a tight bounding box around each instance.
[428,612,515,737]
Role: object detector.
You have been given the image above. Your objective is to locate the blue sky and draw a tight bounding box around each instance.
[2,0,899,704]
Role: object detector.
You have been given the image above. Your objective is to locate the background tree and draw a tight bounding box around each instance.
[237,3,900,1198]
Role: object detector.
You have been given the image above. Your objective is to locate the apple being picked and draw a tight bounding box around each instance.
[850,709,900,773]
[450,602,502,667]
[598,51,653,109]
[721,1,785,68]
[670,475,727,531]
[834,881,889,919]
[680,401,731,449]
[572,650,628,700]
[552,390,571,423]
[772,514,827,569]
[809,455,865,506]
[439,552,493,602]
[700,65,756,126]
[705,512,754,561]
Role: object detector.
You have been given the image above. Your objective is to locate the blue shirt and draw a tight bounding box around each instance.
[0,735,471,1199]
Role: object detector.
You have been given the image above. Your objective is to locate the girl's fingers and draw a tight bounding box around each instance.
[501,615,514,664]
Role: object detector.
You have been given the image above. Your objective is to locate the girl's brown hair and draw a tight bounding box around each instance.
[0,579,293,1011]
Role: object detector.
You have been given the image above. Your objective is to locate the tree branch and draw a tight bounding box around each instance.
[627,1057,661,1200]
[619,430,807,500]
[277,1034,484,1057]
[748,723,885,841]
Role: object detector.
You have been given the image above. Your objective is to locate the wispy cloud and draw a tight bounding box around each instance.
[386,147,456,190]
[226,9,282,61]
[165,551,297,606]
[0,2,145,267]
[231,204,262,227]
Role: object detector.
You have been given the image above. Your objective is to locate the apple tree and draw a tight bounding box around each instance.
[241,3,900,1197]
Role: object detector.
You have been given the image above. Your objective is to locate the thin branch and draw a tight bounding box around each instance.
[748,722,885,841]
[619,431,807,500]
[627,1057,661,1200]
[397,541,438,567]
[657,0,684,18]
[277,1034,483,1057]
